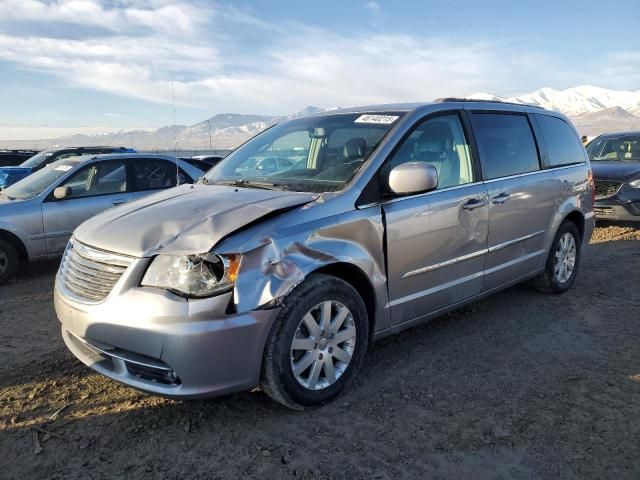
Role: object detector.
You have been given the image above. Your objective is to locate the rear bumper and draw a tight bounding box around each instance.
[55,272,280,399]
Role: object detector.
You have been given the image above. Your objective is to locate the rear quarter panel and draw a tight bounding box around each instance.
[543,164,594,255]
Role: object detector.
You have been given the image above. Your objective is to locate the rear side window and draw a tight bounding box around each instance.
[132,159,180,191]
[471,113,540,180]
[535,114,585,166]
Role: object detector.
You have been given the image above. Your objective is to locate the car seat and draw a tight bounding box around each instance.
[413,121,460,188]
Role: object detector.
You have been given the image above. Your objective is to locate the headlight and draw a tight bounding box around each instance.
[141,253,240,297]
[629,179,640,188]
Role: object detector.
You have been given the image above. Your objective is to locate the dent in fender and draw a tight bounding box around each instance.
[230,213,388,329]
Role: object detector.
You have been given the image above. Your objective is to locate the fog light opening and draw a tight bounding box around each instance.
[167,370,179,383]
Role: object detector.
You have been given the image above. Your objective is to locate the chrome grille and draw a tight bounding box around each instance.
[60,241,133,302]
[594,180,622,200]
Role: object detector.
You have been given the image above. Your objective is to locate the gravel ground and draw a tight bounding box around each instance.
[1,225,639,479]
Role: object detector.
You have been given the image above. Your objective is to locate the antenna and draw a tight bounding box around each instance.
[171,75,179,187]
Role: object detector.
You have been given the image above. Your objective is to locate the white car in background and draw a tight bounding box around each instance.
[0,153,204,284]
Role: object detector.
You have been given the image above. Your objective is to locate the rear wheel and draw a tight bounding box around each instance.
[532,221,581,294]
[261,274,369,409]
[0,237,20,285]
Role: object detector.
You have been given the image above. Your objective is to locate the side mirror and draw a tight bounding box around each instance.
[53,186,71,200]
[388,162,438,195]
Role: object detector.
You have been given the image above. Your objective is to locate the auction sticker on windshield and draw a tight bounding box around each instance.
[54,165,73,172]
[354,114,399,124]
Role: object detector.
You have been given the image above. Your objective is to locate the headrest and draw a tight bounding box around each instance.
[343,138,367,161]
[415,121,453,154]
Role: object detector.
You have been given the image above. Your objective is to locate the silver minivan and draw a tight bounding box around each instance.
[55,100,595,409]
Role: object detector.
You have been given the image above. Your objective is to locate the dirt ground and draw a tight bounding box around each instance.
[1,225,639,479]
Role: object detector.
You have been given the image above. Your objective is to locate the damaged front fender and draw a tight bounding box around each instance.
[226,207,390,334]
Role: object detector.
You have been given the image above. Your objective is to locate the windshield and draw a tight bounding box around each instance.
[3,159,81,199]
[202,112,404,193]
[587,135,640,162]
[21,150,55,168]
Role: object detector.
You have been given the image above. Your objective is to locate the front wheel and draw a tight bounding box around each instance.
[261,274,369,409]
[532,221,581,294]
[0,238,20,285]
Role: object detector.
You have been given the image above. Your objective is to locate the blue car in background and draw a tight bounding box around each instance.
[0,146,135,189]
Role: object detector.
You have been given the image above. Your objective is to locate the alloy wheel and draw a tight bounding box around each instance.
[554,232,576,283]
[290,301,356,391]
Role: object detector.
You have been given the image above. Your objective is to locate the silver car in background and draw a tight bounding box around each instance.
[0,153,203,283]
[55,100,595,409]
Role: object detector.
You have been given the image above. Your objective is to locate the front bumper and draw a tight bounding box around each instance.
[55,258,280,399]
[593,203,640,221]
[594,183,640,222]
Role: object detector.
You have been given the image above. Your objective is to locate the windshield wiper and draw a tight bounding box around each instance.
[218,179,289,191]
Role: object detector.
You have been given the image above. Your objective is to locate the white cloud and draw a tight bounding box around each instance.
[364,1,382,13]
[0,0,208,35]
[593,51,640,90]
[363,1,384,30]
[0,0,637,120]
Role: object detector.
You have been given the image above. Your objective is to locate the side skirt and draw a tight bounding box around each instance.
[372,268,544,342]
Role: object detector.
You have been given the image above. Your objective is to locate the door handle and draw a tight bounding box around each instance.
[463,198,487,210]
[112,200,126,206]
[492,193,511,204]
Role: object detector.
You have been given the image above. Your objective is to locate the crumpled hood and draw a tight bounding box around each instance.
[74,184,318,257]
[591,161,640,182]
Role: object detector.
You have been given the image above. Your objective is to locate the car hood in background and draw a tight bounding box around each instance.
[0,166,33,188]
[74,184,318,257]
[591,161,640,182]
[0,166,33,175]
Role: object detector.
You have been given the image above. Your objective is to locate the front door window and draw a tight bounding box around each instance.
[58,161,127,198]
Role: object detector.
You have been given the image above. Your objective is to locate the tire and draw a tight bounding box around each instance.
[532,221,581,294]
[261,273,369,409]
[0,237,20,285]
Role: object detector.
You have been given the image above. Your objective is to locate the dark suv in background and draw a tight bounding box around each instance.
[0,150,40,167]
[0,147,135,189]
[587,131,640,222]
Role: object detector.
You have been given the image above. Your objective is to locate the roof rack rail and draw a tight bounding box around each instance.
[434,97,545,109]
[0,149,39,153]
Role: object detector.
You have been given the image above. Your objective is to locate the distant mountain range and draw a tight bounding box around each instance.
[3,86,640,150]
[0,107,326,152]
[468,85,640,136]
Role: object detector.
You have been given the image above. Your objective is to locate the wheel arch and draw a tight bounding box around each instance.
[0,228,28,263]
[563,210,585,241]
[312,262,377,335]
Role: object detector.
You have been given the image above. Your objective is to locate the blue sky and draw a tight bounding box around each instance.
[0,0,638,139]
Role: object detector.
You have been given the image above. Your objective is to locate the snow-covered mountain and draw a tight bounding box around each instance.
[469,85,640,116]
[469,86,640,136]
[1,108,326,151]
[4,87,640,150]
